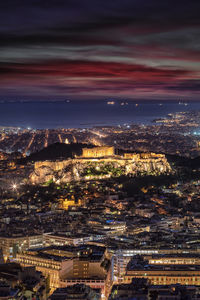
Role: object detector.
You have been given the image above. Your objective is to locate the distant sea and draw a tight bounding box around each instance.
[0,100,200,129]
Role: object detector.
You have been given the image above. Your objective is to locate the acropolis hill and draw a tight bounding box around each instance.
[30,146,172,184]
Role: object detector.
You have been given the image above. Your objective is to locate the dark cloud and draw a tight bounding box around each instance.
[0,0,200,98]
[0,60,190,79]
[166,80,200,92]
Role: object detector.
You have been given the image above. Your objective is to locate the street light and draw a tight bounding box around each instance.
[12,183,17,190]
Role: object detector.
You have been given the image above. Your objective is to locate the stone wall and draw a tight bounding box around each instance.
[124,152,165,160]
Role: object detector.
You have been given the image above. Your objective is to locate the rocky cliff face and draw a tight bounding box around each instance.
[30,155,172,185]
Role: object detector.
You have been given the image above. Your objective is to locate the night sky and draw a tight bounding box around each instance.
[0,0,200,100]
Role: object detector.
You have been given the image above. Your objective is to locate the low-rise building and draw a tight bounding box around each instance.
[49,284,101,300]
[125,256,200,286]
[0,234,43,260]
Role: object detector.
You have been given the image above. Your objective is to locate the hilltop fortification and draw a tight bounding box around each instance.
[30,146,171,184]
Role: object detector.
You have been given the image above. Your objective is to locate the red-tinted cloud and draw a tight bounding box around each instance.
[0,0,200,99]
[0,60,190,80]
[0,60,197,99]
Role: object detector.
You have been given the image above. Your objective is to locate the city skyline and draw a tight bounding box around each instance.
[0,0,200,100]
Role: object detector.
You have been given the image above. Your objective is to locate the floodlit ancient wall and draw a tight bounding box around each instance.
[35,160,69,171]
[124,152,165,160]
[123,153,140,160]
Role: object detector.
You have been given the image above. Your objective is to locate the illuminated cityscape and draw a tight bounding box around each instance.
[0,0,200,299]
[0,133,200,298]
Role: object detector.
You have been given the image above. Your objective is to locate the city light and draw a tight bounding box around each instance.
[0,0,200,298]
[12,183,17,190]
